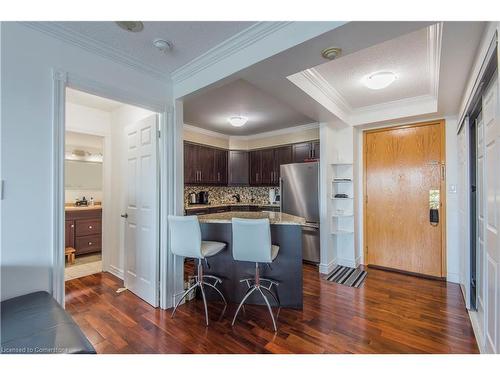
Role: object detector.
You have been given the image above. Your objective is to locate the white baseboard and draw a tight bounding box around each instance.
[337,258,357,268]
[468,309,486,353]
[107,265,124,280]
[319,259,336,274]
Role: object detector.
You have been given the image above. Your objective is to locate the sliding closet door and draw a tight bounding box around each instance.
[458,119,471,309]
[476,113,486,338]
[482,74,500,354]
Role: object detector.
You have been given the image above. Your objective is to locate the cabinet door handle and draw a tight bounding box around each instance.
[88,242,93,246]
[218,172,220,182]
[88,225,93,229]
[71,224,74,228]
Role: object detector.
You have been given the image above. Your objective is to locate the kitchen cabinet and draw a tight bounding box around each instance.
[250,145,293,186]
[185,140,318,186]
[184,142,227,185]
[292,141,320,162]
[214,149,228,185]
[249,150,262,185]
[65,208,102,256]
[228,150,249,186]
[273,145,293,184]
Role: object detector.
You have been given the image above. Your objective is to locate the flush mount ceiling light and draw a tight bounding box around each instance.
[228,116,248,127]
[153,39,173,53]
[115,21,144,32]
[321,47,342,60]
[363,71,398,90]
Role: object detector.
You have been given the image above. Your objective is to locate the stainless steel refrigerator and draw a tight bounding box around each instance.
[280,162,320,263]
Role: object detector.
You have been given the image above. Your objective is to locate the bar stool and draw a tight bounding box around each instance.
[168,215,227,325]
[231,218,280,331]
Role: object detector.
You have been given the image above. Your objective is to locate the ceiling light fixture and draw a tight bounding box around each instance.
[228,116,248,127]
[363,71,398,90]
[153,39,173,53]
[115,21,144,33]
[321,47,342,60]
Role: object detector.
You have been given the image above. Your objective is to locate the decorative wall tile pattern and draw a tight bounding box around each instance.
[184,186,275,206]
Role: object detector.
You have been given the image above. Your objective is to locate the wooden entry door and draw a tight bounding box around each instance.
[364,120,446,277]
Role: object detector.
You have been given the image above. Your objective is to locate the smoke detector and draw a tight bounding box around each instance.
[321,47,342,60]
[115,21,144,33]
[153,39,173,53]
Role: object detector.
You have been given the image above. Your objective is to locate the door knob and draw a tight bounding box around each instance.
[121,213,128,218]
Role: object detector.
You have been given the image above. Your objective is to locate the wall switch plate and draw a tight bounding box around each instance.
[449,184,457,193]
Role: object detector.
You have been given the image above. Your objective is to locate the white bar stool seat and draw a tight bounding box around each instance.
[168,215,227,325]
[231,218,281,331]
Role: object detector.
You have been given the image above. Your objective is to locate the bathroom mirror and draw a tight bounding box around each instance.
[65,160,103,190]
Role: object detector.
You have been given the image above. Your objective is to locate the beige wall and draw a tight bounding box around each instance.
[183,125,319,150]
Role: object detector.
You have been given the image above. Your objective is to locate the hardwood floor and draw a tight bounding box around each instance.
[65,264,479,354]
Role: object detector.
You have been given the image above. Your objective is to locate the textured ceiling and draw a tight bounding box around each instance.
[183,79,314,135]
[313,27,430,109]
[66,88,124,112]
[54,21,255,75]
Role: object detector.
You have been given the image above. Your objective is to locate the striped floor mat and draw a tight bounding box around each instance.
[326,265,367,288]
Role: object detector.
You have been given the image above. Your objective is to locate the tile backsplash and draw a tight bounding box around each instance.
[184,186,276,206]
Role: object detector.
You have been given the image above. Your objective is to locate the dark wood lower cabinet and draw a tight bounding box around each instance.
[65,208,102,256]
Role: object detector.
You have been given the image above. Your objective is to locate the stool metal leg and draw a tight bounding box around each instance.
[232,262,279,331]
[199,283,209,326]
[258,287,277,331]
[171,282,198,318]
[232,286,257,326]
[171,258,226,326]
[202,281,227,306]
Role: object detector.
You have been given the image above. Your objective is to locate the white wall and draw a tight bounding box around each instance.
[0,22,171,301]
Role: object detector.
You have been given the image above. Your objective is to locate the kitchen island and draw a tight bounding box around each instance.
[194,211,305,309]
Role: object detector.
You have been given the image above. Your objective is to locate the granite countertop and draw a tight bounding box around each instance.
[65,205,102,212]
[185,203,280,210]
[197,211,305,225]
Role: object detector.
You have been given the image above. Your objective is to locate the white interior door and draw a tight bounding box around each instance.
[482,73,499,354]
[124,114,159,307]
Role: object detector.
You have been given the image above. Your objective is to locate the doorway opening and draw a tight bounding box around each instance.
[63,87,161,307]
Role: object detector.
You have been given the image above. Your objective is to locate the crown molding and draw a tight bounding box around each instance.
[171,22,292,84]
[428,22,443,99]
[21,22,170,81]
[288,24,442,127]
[183,123,230,140]
[184,122,319,142]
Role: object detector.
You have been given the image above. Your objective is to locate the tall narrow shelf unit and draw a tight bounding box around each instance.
[331,163,356,267]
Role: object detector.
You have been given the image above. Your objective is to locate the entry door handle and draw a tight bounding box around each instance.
[121,213,128,219]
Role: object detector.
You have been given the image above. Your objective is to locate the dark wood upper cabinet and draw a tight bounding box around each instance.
[292,141,320,163]
[184,141,227,185]
[228,150,249,186]
[185,140,318,186]
[249,150,261,185]
[184,142,199,184]
[214,149,228,185]
[273,145,293,184]
[260,149,274,185]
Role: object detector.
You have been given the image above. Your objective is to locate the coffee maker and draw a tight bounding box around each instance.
[197,191,209,204]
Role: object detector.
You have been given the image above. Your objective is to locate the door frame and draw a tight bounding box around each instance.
[362,119,447,278]
[51,69,179,308]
